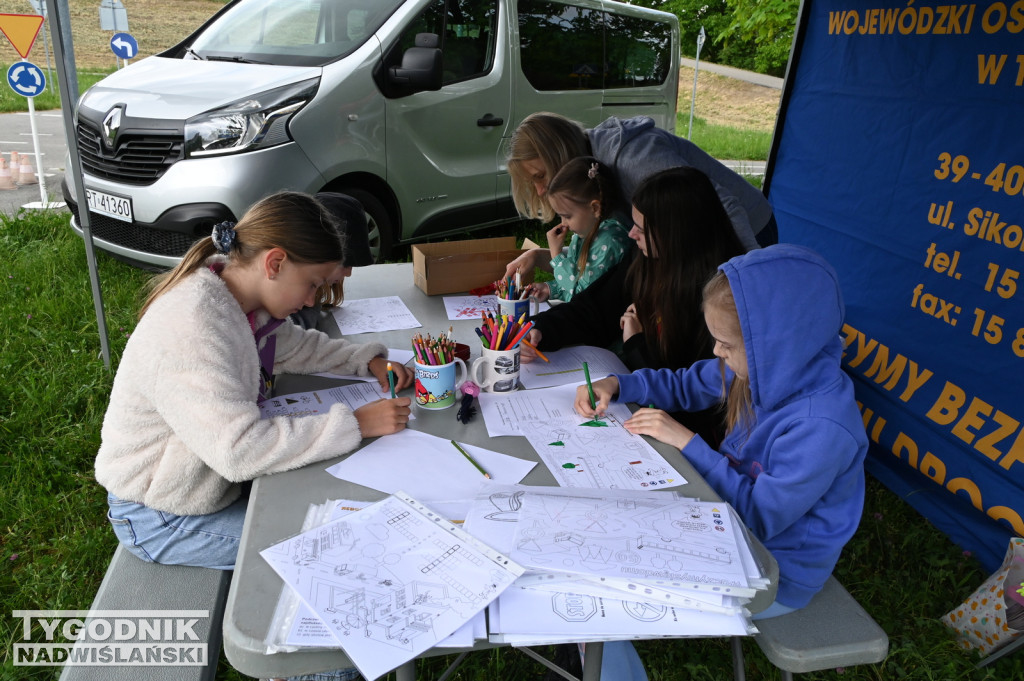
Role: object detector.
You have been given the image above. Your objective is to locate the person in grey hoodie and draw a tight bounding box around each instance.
[506,112,776,279]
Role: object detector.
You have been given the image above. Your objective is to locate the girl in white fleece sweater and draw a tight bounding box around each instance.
[98,191,412,571]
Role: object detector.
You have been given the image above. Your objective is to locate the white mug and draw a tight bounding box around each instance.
[496,295,540,323]
[471,346,521,393]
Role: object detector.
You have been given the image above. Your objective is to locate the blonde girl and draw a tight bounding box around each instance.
[99,191,411,573]
[578,244,868,620]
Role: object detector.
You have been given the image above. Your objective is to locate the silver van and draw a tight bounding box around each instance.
[63,0,679,267]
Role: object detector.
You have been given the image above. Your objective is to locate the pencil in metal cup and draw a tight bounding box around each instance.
[450,439,491,478]
[583,361,596,410]
[387,362,396,398]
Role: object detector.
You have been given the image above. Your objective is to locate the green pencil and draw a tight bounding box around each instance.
[387,362,396,398]
[583,361,596,410]
[451,439,490,479]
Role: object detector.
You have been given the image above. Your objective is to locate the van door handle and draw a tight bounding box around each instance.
[477,114,504,127]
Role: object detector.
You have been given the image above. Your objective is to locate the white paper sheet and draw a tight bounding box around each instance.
[510,491,760,598]
[517,413,683,491]
[465,485,753,640]
[324,430,536,501]
[476,383,683,490]
[477,382,632,437]
[260,493,523,681]
[315,348,416,381]
[519,346,628,389]
[332,296,421,334]
[494,587,753,638]
[259,382,415,420]
[272,499,485,651]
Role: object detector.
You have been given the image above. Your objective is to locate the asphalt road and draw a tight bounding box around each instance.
[0,109,68,216]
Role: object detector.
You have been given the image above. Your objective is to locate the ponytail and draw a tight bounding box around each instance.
[139,191,344,319]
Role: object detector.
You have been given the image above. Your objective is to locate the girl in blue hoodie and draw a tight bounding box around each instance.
[576,244,868,617]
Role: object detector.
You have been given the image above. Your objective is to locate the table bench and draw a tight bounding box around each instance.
[731,576,889,680]
[59,545,232,681]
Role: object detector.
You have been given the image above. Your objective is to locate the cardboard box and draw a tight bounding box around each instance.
[412,237,533,295]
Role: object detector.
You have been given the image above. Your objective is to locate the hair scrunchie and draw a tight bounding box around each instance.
[587,162,599,180]
[211,221,237,254]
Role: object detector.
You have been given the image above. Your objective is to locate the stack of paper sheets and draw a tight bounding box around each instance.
[260,493,523,680]
[464,484,769,645]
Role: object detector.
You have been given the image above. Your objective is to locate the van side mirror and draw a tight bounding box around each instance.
[388,33,442,92]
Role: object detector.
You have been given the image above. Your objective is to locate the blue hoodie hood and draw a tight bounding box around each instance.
[720,244,846,411]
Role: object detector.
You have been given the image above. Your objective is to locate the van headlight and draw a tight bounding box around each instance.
[184,78,319,157]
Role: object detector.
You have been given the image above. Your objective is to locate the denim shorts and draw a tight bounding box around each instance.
[106,492,249,570]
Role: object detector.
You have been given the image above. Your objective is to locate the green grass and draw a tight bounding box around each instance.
[679,113,773,162]
[0,65,111,113]
[1,208,1022,680]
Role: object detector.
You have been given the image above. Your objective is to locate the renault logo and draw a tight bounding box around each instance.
[101,107,124,150]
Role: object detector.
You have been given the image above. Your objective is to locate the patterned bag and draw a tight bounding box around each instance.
[942,537,1024,657]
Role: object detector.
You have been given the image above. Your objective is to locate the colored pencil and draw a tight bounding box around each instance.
[521,338,549,362]
[583,361,596,409]
[451,439,490,478]
[504,320,534,350]
[387,362,396,398]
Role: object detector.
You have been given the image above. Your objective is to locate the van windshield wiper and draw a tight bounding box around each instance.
[184,47,206,60]
[205,55,271,65]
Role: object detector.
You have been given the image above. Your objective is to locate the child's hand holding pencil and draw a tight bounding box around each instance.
[574,375,619,417]
[369,356,412,393]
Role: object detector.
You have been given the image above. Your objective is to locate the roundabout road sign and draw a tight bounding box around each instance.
[7,61,45,97]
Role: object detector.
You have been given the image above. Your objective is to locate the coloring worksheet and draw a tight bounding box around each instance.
[509,490,758,598]
[476,382,683,490]
[442,294,498,321]
[442,295,550,321]
[477,382,633,437]
[491,586,752,640]
[264,499,485,652]
[259,382,415,421]
[331,296,421,335]
[518,414,683,491]
[462,485,754,641]
[260,493,523,681]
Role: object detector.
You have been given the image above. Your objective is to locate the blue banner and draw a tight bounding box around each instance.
[767,0,1024,571]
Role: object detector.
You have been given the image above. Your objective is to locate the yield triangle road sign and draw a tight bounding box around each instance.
[0,14,44,59]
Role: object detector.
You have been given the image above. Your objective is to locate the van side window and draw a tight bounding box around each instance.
[390,0,498,86]
[518,0,603,91]
[518,0,672,91]
[604,12,672,87]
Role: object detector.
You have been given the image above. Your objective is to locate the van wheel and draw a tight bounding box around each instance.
[342,188,393,263]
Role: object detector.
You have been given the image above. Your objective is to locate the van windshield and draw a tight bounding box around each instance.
[188,0,404,67]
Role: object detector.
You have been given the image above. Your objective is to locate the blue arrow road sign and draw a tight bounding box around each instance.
[7,62,46,98]
[110,32,138,60]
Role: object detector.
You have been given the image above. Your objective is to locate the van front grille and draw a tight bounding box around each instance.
[68,203,197,258]
[76,119,183,186]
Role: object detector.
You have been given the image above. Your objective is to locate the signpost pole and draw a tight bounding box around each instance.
[45,0,111,369]
[25,89,47,205]
[28,0,54,92]
[687,27,706,140]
